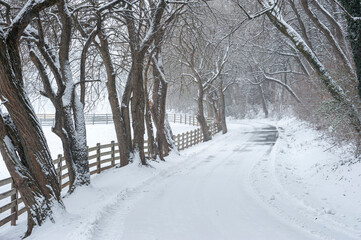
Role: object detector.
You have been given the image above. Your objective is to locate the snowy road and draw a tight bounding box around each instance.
[88,122,322,240]
[5,121,357,240]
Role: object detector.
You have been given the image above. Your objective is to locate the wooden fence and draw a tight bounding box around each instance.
[37,113,212,126]
[38,113,116,126]
[0,114,218,228]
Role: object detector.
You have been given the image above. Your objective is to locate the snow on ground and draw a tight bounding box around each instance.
[250,117,361,240]
[1,118,360,240]
[0,122,197,179]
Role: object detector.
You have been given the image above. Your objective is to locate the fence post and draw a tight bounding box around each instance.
[93,113,95,125]
[194,130,197,144]
[97,143,101,173]
[10,182,18,226]
[182,132,185,150]
[106,114,108,124]
[111,141,115,166]
[57,154,62,188]
[175,134,180,151]
[174,113,176,123]
[185,115,187,124]
[188,131,191,147]
[144,139,147,157]
[180,114,182,124]
[192,130,195,146]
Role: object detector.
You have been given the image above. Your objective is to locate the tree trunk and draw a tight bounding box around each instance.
[258,84,269,118]
[120,72,133,166]
[52,106,75,190]
[219,82,228,134]
[97,30,131,167]
[212,93,222,131]
[57,1,90,191]
[0,40,63,236]
[152,55,176,159]
[50,94,90,193]
[71,96,90,185]
[29,44,90,193]
[197,83,212,141]
[206,94,215,118]
[123,0,167,165]
[131,57,147,165]
[144,67,157,159]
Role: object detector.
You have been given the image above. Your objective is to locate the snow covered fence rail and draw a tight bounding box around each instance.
[0,116,219,228]
[37,114,114,126]
[37,113,213,126]
[166,113,213,126]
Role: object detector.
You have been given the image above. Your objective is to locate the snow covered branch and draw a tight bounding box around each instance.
[331,0,361,21]
[262,73,302,103]
[7,0,59,41]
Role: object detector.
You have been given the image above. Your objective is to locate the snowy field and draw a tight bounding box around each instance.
[1,118,360,239]
[0,122,197,179]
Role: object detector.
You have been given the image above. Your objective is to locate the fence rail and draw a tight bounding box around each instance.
[37,113,213,126]
[0,113,218,228]
[38,113,114,126]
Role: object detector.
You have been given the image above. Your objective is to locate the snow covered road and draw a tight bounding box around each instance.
[3,120,358,240]
[88,122,322,240]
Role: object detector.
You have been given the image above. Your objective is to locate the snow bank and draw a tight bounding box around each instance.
[0,122,197,179]
[251,116,361,239]
[276,117,361,236]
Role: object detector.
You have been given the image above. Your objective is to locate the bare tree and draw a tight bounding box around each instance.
[0,0,63,236]
[336,0,361,98]
[174,16,229,141]
[299,0,354,76]
[78,0,133,167]
[150,19,182,159]
[24,0,91,193]
[120,0,170,164]
[254,0,361,147]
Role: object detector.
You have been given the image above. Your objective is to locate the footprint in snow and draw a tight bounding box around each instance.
[323,208,336,215]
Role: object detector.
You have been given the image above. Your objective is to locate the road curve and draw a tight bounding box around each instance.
[91,122,322,240]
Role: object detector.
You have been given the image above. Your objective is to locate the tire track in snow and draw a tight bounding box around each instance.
[87,127,254,240]
[93,122,323,240]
